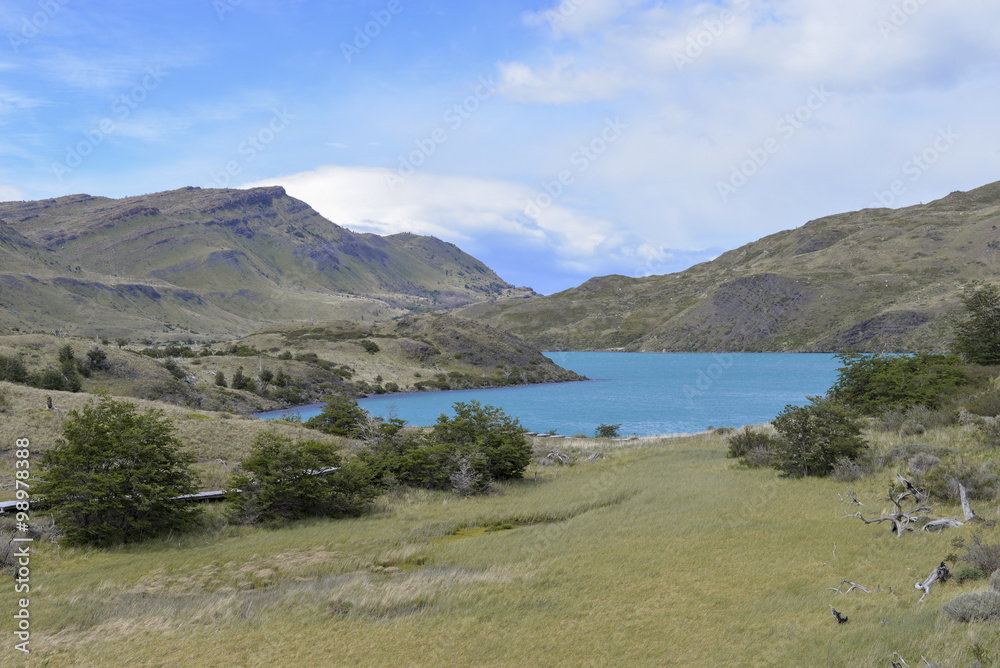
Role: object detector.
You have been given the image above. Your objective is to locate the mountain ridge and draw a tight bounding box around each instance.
[462,180,1000,352]
[0,186,534,340]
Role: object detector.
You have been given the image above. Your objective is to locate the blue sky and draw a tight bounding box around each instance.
[2,1,999,294]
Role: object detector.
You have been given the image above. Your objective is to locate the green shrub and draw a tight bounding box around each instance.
[953,533,1000,576]
[214,371,227,387]
[919,459,1000,501]
[360,339,380,354]
[990,568,1000,592]
[595,423,621,439]
[226,431,375,525]
[957,567,986,583]
[770,397,868,477]
[726,428,778,459]
[966,386,1000,418]
[359,401,530,493]
[36,398,201,546]
[942,591,1000,622]
[977,421,1000,449]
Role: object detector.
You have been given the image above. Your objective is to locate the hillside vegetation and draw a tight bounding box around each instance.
[0,186,533,341]
[463,181,1000,352]
[5,425,1000,666]
[0,312,582,417]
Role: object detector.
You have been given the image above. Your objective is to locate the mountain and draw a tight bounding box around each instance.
[0,186,533,340]
[462,181,1000,352]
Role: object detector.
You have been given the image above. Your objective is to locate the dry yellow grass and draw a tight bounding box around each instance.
[3,428,998,666]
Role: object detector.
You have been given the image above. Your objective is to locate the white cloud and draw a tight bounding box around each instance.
[0,185,26,201]
[239,164,672,277]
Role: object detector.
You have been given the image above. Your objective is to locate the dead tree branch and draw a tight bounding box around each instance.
[915,562,950,603]
[829,579,872,595]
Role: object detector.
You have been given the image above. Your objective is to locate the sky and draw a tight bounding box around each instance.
[1,1,998,294]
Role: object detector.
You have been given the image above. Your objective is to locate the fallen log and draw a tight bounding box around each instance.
[922,518,964,532]
[915,562,950,603]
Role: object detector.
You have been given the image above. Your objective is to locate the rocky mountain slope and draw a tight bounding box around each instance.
[463,181,1000,352]
[0,186,532,340]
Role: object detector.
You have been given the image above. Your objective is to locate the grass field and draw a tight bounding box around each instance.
[3,430,998,667]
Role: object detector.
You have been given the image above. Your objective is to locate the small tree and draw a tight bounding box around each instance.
[231,366,254,391]
[215,371,227,387]
[953,283,1000,365]
[36,398,201,546]
[595,423,622,439]
[86,345,108,370]
[430,401,530,482]
[360,339,380,354]
[226,431,375,524]
[770,397,867,477]
[305,394,368,437]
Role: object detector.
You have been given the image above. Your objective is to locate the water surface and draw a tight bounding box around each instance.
[259,352,841,437]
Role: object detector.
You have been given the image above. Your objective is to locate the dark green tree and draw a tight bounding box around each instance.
[226,431,375,524]
[770,397,868,477]
[595,423,622,439]
[830,353,968,414]
[36,398,201,546]
[954,283,1000,366]
[305,394,368,437]
[0,354,28,383]
[231,366,254,391]
[86,345,108,370]
[214,371,227,387]
[429,401,530,481]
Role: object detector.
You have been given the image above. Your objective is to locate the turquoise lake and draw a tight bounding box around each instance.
[259,352,843,437]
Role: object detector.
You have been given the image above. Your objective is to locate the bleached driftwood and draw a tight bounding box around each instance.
[829,579,872,595]
[915,562,950,603]
[845,475,932,537]
[922,518,964,532]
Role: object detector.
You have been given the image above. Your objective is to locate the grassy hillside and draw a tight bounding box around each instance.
[4,425,997,666]
[0,187,533,341]
[0,313,582,420]
[463,181,1000,352]
[242,313,584,396]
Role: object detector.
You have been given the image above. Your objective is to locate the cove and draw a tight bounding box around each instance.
[258,352,842,437]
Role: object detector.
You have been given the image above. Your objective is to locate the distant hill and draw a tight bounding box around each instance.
[463,181,1000,352]
[0,186,533,340]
